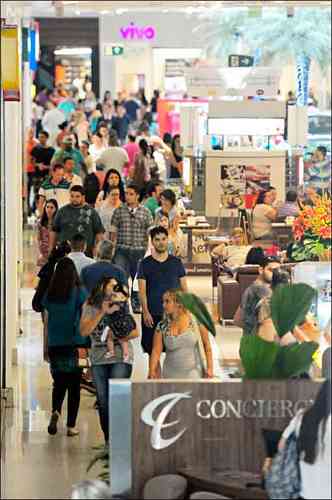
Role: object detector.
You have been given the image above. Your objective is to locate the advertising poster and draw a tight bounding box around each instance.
[220,164,246,209]
[220,164,272,209]
[1,24,21,101]
[245,164,271,208]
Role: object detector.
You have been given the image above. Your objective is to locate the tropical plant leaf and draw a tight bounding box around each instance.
[98,472,109,481]
[176,292,216,336]
[273,341,319,378]
[240,335,279,379]
[86,451,109,473]
[271,284,317,337]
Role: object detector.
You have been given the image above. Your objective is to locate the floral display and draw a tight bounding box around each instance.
[292,195,332,261]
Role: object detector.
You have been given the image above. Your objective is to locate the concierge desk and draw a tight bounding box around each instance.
[109,379,322,499]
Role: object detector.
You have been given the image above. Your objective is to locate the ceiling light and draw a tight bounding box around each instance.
[185,7,196,15]
[75,9,80,15]
[116,8,129,15]
[54,47,92,56]
[162,9,169,13]
[101,10,109,15]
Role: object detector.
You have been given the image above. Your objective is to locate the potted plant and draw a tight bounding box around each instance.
[240,283,319,379]
[87,445,109,482]
[291,195,331,262]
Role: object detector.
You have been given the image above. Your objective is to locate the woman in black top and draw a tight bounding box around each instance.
[100,168,125,203]
[44,257,88,437]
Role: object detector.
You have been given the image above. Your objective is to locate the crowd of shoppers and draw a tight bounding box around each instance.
[27,84,331,500]
[26,84,184,218]
[28,83,208,444]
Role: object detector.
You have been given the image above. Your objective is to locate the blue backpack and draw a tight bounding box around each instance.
[265,432,301,499]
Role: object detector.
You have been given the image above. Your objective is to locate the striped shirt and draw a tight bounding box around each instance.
[110,204,153,251]
[39,177,71,208]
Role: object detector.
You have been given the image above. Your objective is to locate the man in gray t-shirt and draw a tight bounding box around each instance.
[238,258,280,336]
[50,185,105,257]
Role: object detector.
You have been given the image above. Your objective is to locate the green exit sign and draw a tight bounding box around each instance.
[229,55,254,67]
[112,46,124,56]
[104,45,124,56]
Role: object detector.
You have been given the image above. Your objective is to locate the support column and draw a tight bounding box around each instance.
[1,1,24,392]
[4,100,22,388]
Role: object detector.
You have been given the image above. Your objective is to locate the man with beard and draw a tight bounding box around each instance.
[138,226,188,358]
[234,256,281,336]
[49,185,104,257]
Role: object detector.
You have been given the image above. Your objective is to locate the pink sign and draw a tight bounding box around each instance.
[120,22,156,41]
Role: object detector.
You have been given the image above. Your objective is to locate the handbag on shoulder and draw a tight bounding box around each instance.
[265,432,301,499]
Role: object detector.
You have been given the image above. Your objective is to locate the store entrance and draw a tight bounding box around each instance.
[120,73,146,95]
[54,47,92,98]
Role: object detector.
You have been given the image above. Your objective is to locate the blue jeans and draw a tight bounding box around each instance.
[114,247,145,282]
[114,247,145,308]
[91,363,132,442]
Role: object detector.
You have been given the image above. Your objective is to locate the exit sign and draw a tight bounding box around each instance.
[104,45,124,56]
[228,55,254,67]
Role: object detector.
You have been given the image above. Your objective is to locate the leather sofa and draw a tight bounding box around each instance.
[217,263,296,324]
[217,265,260,324]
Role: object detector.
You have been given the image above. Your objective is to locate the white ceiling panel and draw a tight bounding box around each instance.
[5,0,330,17]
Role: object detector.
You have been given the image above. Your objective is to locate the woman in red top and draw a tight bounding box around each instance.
[25,127,38,215]
[37,199,58,267]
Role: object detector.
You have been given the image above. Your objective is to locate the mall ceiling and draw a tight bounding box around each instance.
[26,0,332,17]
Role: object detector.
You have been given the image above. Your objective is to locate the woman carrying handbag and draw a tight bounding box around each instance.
[266,380,331,499]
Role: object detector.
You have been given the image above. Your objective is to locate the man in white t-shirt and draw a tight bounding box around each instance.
[96,131,129,175]
[68,234,95,275]
[212,227,251,272]
[41,101,66,147]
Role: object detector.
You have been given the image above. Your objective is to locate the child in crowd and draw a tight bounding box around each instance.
[101,278,136,362]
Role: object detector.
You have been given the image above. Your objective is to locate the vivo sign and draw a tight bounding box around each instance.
[120,22,156,41]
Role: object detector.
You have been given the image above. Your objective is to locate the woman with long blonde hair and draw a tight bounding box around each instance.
[149,289,213,380]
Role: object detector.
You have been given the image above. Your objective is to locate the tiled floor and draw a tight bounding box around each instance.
[1,230,242,500]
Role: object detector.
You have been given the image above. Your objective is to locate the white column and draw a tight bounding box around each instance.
[4,102,22,388]
[99,17,117,98]
[2,0,24,389]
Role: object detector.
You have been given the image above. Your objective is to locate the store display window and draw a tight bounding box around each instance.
[54,47,92,96]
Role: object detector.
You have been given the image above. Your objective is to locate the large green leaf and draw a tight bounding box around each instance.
[273,341,319,378]
[240,335,279,379]
[176,292,216,337]
[87,450,108,473]
[271,284,317,337]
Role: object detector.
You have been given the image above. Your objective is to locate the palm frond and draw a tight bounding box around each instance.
[195,6,331,71]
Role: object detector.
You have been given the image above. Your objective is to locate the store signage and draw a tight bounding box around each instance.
[141,393,191,450]
[120,22,156,41]
[1,23,21,101]
[185,66,281,97]
[104,44,124,56]
[228,55,254,68]
[141,391,313,450]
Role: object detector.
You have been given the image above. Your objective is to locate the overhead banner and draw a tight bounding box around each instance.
[185,66,281,98]
[1,24,21,101]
